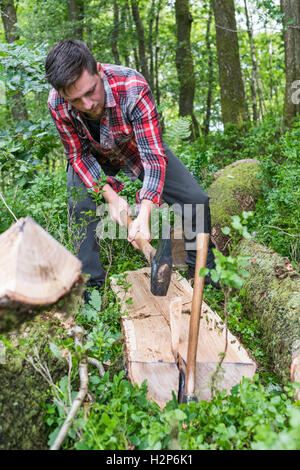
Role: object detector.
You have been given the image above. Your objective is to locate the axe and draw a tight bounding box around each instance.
[120,211,172,296]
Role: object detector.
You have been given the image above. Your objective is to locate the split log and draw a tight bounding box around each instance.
[0,217,85,449]
[236,239,300,390]
[110,268,256,408]
[207,159,262,253]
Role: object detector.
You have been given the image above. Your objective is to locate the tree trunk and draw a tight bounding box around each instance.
[207,159,262,253]
[211,0,246,127]
[120,4,130,67]
[0,0,28,122]
[175,0,199,140]
[280,0,300,126]
[244,0,264,122]
[111,0,121,64]
[130,0,150,83]
[154,0,162,106]
[203,4,214,136]
[67,0,84,40]
[237,239,300,385]
[148,0,155,91]
[265,26,274,108]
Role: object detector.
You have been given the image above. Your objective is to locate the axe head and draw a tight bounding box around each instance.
[151,237,172,296]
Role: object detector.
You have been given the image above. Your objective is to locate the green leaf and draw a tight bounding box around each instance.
[199,267,209,277]
[49,342,62,360]
[221,226,231,235]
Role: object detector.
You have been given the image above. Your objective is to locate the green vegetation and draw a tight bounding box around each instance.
[0,0,300,451]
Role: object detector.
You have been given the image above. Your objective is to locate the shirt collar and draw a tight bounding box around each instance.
[102,71,116,108]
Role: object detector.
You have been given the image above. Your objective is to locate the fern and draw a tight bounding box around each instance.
[164,116,191,148]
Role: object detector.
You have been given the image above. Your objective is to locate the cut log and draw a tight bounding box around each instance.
[110,267,256,408]
[0,216,82,332]
[236,239,300,391]
[207,159,262,253]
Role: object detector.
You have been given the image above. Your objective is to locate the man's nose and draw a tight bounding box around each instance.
[81,96,93,110]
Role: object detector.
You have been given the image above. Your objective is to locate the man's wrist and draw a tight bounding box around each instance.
[102,183,117,203]
[140,199,155,215]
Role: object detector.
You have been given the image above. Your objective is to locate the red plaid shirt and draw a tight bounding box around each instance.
[48,64,167,205]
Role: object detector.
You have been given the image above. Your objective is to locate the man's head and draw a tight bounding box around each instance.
[45,40,105,120]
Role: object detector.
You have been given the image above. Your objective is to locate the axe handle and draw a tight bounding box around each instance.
[185,232,210,397]
[120,210,156,264]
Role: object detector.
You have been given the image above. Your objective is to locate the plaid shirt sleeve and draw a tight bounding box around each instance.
[129,81,167,206]
[48,97,124,194]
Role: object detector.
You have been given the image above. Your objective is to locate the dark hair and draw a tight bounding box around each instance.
[45,40,98,92]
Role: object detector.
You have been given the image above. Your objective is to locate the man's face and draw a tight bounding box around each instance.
[61,62,105,120]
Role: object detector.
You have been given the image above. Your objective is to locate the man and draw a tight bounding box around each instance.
[45,40,217,301]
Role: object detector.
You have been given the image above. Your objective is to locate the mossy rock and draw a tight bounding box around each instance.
[237,239,300,382]
[0,278,85,450]
[207,160,262,252]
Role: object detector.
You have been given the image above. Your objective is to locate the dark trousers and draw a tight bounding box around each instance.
[67,143,215,285]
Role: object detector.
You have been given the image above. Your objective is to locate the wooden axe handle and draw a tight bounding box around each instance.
[120,210,156,264]
[185,232,210,396]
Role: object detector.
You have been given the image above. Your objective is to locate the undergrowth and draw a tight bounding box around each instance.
[1,115,300,450]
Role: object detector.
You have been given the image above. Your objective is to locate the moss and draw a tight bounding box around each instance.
[207,161,262,252]
[0,276,85,449]
[237,239,300,382]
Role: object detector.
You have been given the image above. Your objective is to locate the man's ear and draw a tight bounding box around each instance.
[97,62,104,78]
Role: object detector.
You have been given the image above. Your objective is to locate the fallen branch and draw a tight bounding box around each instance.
[50,326,89,451]
[0,192,18,222]
[88,356,105,377]
[50,356,89,450]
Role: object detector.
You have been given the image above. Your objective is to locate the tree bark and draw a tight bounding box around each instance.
[280,0,300,126]
[211,0,246,127]
[120,4,130,67]
[244,0,264,122]
[0,0,28,122]
[203,4,214,136]
[207,159,262,253]
[175,0,199,140]
[67,0,84,40]
[130,0,150,83]
[237,239,300,385]
[154,0,162,107]
[265,26,275,108]
[111,0,121,64]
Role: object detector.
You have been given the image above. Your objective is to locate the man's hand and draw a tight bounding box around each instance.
[102,184,155,250]
[127,199,154,249]
[102,183,132,226]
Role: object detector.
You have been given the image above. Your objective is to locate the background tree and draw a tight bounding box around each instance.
[175,0,199,139]
[280,0,300,126]
[67,0,84,40]
[202,2,214,135]
[0,0,28,121]
[130,0,150,83]
[211,0,247,127]
[244,0,264,122]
